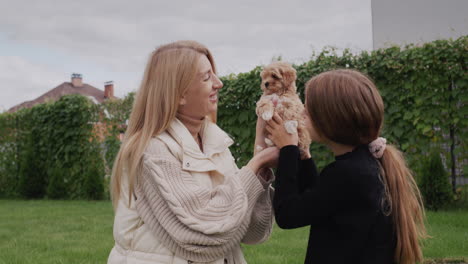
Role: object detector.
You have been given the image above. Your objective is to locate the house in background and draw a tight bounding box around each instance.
[8,73,116,113]
[371,0,468,49]
[8,73,120,141]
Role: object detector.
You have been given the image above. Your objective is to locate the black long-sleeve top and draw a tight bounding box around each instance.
[273,145,396,264]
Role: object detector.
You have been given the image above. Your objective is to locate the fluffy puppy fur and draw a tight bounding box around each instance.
[256,61,311,159]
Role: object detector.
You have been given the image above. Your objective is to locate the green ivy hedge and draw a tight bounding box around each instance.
[0,95,105,199]
[218,36,467,189]
[0,36,466,200]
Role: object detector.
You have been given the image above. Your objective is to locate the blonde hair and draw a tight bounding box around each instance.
[305,69,426,264]
[111,40,217,209]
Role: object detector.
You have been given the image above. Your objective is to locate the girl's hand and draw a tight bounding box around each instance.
[266,113,299,149]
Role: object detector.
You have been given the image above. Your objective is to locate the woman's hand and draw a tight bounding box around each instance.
[266,113,298,149]
[256,147,279,168]
[254,116,267,155]
[246,147,279,173]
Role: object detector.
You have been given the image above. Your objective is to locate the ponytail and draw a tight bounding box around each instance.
[379,144,427,264]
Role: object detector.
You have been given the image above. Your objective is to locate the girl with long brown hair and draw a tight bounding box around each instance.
[265,69,426,264]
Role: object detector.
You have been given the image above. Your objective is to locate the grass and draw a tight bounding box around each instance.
[0,200,466,264]
[0,200,114,264]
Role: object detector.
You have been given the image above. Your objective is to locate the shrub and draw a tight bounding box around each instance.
[104,135,121,174]
[419,151,453,210]
[47,166,67,199]
[82,142,105,200]
[18,136,47,199]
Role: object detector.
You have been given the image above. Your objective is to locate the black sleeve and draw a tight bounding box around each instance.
[298,157,318,193]
[273,145,343,229]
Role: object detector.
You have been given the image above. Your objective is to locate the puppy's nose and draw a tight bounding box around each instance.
[265,82,269,88]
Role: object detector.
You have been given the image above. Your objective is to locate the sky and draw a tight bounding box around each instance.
[0,0,373,112]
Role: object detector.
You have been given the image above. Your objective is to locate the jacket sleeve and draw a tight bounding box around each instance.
[241,168,275,244]
[134,141,268,260]
[138,152,264,235]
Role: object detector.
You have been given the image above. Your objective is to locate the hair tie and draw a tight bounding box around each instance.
[369,137,387,159]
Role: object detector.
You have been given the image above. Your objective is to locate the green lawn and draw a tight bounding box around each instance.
[0,200,466,264]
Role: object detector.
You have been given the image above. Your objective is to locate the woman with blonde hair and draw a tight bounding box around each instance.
[107,40,278,264]
[266,69,426,264]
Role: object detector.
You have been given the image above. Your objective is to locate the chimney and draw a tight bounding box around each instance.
[104,81,114,99]
[71,73,83,87]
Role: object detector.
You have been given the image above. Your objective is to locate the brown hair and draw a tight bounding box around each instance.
[305,69,426,264]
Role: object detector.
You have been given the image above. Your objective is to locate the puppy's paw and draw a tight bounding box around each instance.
[262,111,273,121]
[284,120,298,134]
[265,138,274,147]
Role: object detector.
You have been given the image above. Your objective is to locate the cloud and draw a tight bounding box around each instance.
[0,56,64,111]
[0,0,372,110]
[0,0,372,69]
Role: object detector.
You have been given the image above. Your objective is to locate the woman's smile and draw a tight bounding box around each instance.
[209,92,218,103]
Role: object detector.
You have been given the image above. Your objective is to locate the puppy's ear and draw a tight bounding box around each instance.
[280,66,297,89]
[260,70,268,92]
[260,69,266,79]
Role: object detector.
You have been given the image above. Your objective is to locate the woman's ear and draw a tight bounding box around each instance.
[179,97,187,106]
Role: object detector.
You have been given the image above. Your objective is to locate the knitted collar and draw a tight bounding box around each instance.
[164,117,234,158]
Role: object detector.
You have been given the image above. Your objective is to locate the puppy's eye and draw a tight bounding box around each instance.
[272,74,280,80]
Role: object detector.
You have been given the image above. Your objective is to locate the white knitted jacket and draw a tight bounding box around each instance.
[134,119,274,263]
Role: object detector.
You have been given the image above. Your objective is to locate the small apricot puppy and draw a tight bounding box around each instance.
[256,61,311,159]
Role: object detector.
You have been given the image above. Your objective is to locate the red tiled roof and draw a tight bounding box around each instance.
[8,82,108,113]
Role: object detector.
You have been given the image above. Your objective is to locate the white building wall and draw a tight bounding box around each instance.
[371,0,468,49]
